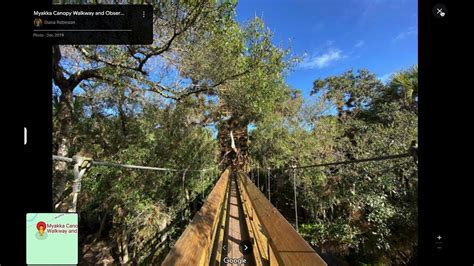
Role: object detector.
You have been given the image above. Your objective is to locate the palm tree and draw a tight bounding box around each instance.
[385,65,418,113]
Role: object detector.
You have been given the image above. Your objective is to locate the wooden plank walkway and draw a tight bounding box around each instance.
[162,169,230,266]
[221,173,254,265]
[162,169,327,266]
[237,172,327,266]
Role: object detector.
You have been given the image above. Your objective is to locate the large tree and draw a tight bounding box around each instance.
[52,0,249,204]
[52,3,295,262]
[53,3,294,206]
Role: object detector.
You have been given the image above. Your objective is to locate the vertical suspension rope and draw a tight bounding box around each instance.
[250,158,254,181]
[292,165,299,233]
[182,168,188,221]
[250,161,255,183]
[257,163,260,189]
[200,171,204,199]
[267,167,271,202]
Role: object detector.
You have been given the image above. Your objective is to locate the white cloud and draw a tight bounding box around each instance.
[300,49,344,69]
[393,27,417,42]
[354,40,365,48]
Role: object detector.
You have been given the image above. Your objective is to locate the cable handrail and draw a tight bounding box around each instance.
[53,155,217,172]
[249,152,414,171]
[287,152,413,170]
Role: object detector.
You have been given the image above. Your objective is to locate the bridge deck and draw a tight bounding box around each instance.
[163,169,327,266]
[237,172,326,265]
[221,174,254,265]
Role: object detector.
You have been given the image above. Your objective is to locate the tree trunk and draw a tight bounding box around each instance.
[53,87,74,207]
[118,228,130,264]
[217,114,249,172]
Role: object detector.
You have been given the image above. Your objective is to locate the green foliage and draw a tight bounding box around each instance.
[219,17,299,123]
[250,67,418,264]
[55,81,218,263]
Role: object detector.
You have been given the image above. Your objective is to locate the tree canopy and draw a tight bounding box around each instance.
[249,67,418,264]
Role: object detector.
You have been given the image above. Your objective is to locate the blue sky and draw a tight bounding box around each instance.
[236,0,418,98]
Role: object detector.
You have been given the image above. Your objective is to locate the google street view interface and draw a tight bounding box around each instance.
[26,0,426,265]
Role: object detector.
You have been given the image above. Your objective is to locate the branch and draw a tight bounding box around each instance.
[52,45,68,89]
[135,0,207,72]
[175,69,251,100]
[68,69,104,89]
[53,45,105,92]
[75,46,147,75]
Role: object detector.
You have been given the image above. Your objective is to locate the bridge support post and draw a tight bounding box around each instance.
[69,156,92,213]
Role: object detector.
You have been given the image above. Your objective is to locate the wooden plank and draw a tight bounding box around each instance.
[210,176,230,266]
[240,187,264,266]
[237,172,327,266]
[162,169,230,266]
[238,177,269,265]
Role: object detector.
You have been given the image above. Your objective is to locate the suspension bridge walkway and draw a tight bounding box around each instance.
[162,169,327,266]
[53,149,414,265]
